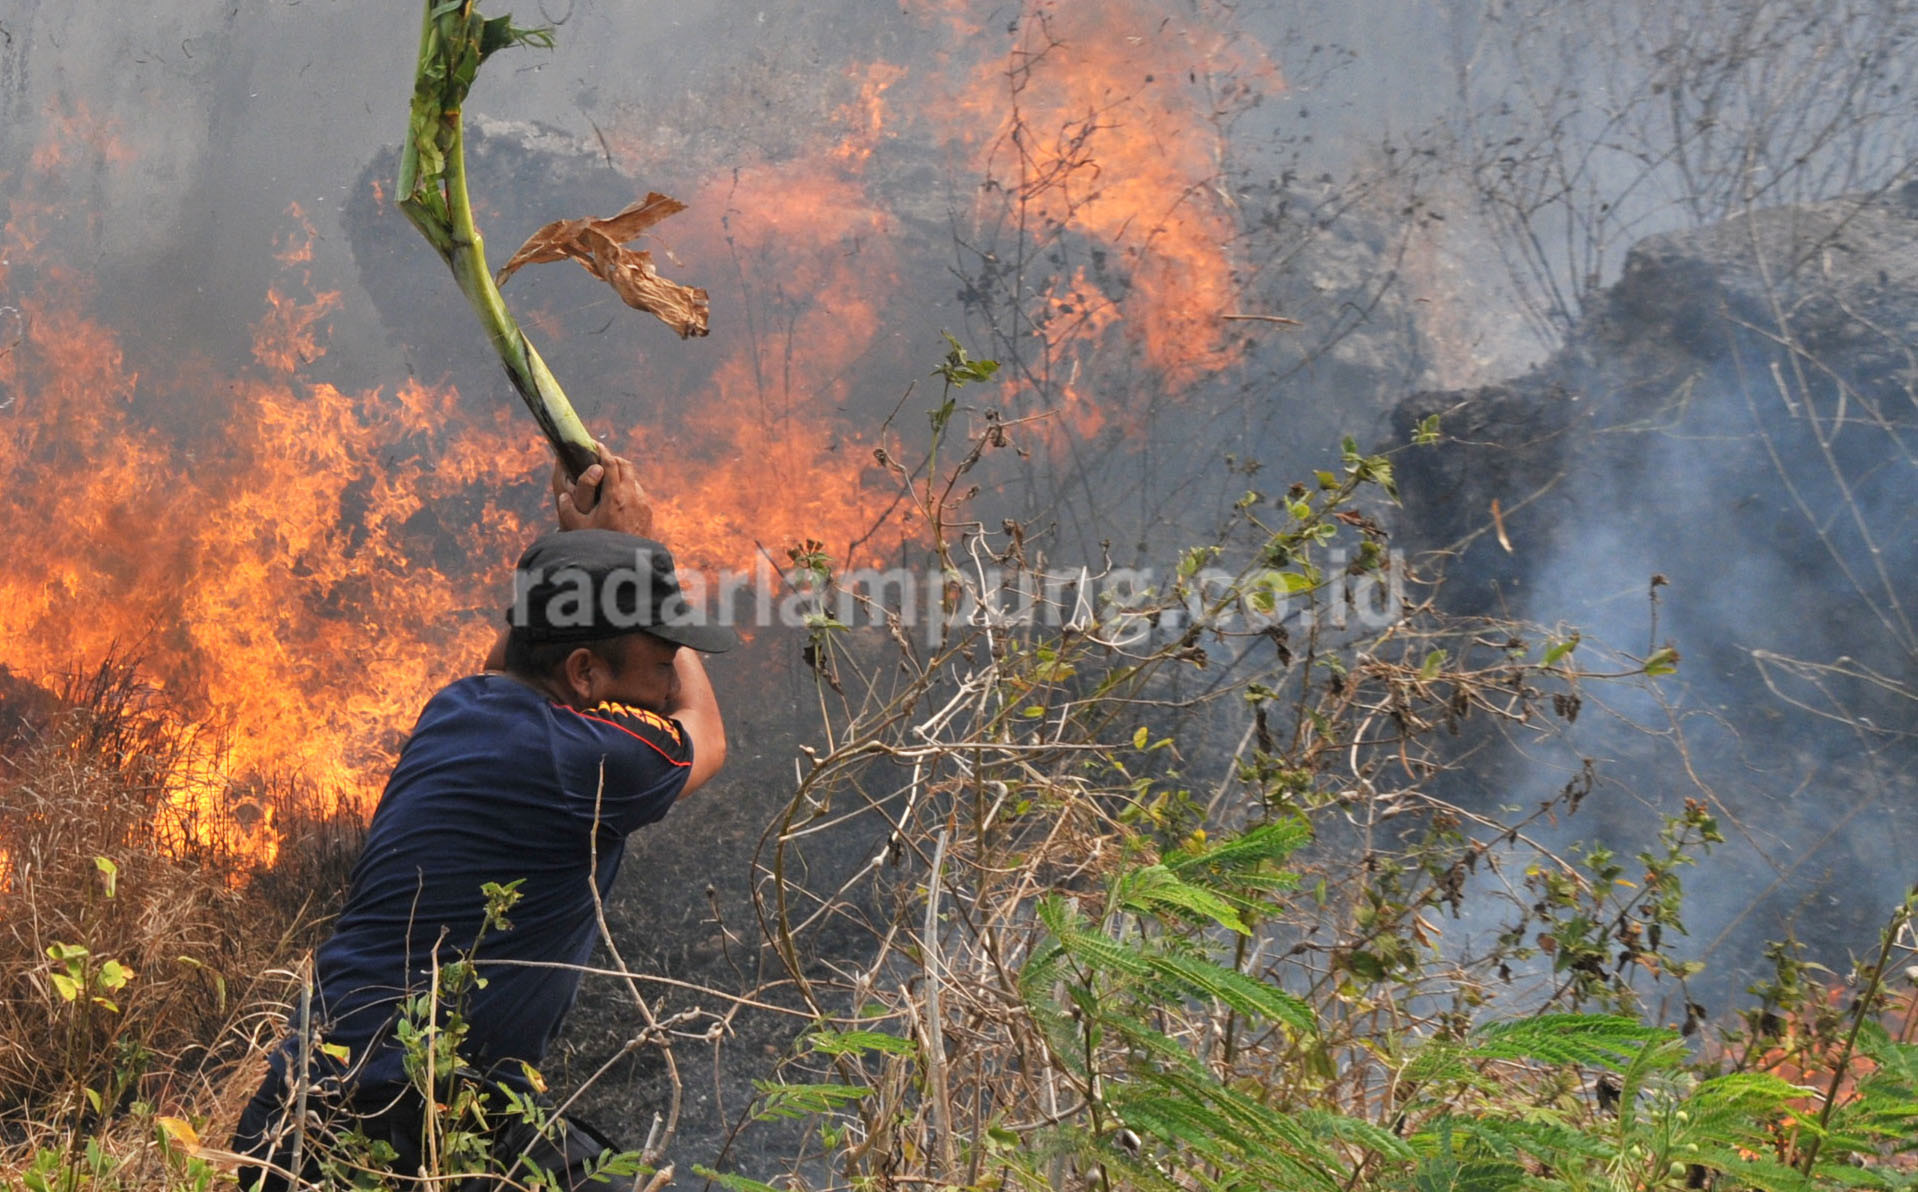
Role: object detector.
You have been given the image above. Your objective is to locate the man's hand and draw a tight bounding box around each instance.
[554,452,655,537]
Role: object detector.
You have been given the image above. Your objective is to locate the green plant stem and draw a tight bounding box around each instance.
[1798,890,1913,1175]
[442,129,600,477]
[397,0,599,479]
[1078,972,1113,1192]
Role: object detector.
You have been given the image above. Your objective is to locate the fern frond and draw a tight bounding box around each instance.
[1685,1151,1817,1192]
[1403,1124,1532,1192]
[1407,1154,1530,1192]
[1166,817,1310,877]
[1399,1041,1490,1090]
[1679,1070,1806,1144]
[1144,951,1317,1037]
[1053,920,1156,979]
[806,1028,917,1058]
[1117,863,1252,934]
[1615,1030,1690,1128]
[1470,1014,1672,1070]
[1299,1106,1418,1162]
[691,1166,786,1192]
[1437,1113,1602,1166]
[1155,1068,1344,1174]
[749,1080,870,1121]
[1016,937,1068,999]
[1857,1020,1918,1087]
[1016,937,1086,1061]
[1034,894,1080,939]
[1104,1013,1212,1077]
[1113,1086,1252,1158]
[1827,1092,1918,1153]
[1116,1083,1345,1190]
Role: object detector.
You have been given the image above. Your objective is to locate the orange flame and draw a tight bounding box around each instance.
[962,6,1265,378]
[1,7,1282,866]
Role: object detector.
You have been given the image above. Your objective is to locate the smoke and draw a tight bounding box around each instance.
[1398,188,1918,995]
[3,0,1915,1122]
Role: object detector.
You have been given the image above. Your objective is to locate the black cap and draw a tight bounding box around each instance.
[506,529,738,653]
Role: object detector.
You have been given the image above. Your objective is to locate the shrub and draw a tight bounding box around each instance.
[703,357,1918,1189]
[0,658,358,1180]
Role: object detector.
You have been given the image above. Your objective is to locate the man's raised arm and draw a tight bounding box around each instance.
[555,450,726,795]
[666,647,725,797]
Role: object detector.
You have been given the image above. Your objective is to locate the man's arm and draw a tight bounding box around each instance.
[482,628,509,672]
[667,647,725,798]
[558,449,726,796]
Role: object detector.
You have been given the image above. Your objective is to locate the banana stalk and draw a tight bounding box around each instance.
[395,1,599,478]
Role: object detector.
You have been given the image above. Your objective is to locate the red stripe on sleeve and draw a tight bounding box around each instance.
[561,706,692,768]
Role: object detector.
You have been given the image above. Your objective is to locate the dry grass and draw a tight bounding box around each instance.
[0,658,360,1179]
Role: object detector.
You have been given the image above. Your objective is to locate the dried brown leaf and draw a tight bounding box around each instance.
[590,192,685,241]
[496,192,709,338]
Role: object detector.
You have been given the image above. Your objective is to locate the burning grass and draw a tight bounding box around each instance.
[0,658,359,1178]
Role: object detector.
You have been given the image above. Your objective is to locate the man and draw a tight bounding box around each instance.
[235,452,730,1190]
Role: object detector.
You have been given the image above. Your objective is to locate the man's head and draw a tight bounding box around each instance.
[503,529,736,709]
[501,625,683,711]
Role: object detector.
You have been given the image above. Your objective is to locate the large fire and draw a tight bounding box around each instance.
[0,3,1279,865]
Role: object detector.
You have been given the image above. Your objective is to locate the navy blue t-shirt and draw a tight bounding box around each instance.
[307,673,692,1090]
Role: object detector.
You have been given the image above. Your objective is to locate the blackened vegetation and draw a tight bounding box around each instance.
[1393,187,1918,975]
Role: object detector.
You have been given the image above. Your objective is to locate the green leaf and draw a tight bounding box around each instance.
[1542,634,1580,666]
[49,972,80,1002]
[807,1029,916,1058]
[1421,648,1446,679]
[1345,950,1387,981]
[481,878,525,933]
[1167,818,1310,877]
[1372,458,1399,500]
[1116,864,1251,934]
[1301,1107,1417,1161]
[93,855,118,898]
[1643,645,1680,676]
[691,1168,785,1192]
[932,332,1000,387]
[1147,952,1317,1036]
[929,396,957,435]
[477,13,554,61]
[1470,1014,1671,1070]
[1178,545,1220,578]
[96,959,132,991]
[750,1080,871,1121]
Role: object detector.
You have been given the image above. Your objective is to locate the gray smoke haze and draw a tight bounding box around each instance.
[4,0,1916,1160]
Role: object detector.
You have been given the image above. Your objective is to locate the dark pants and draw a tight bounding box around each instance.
[232,1070,637,1191]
